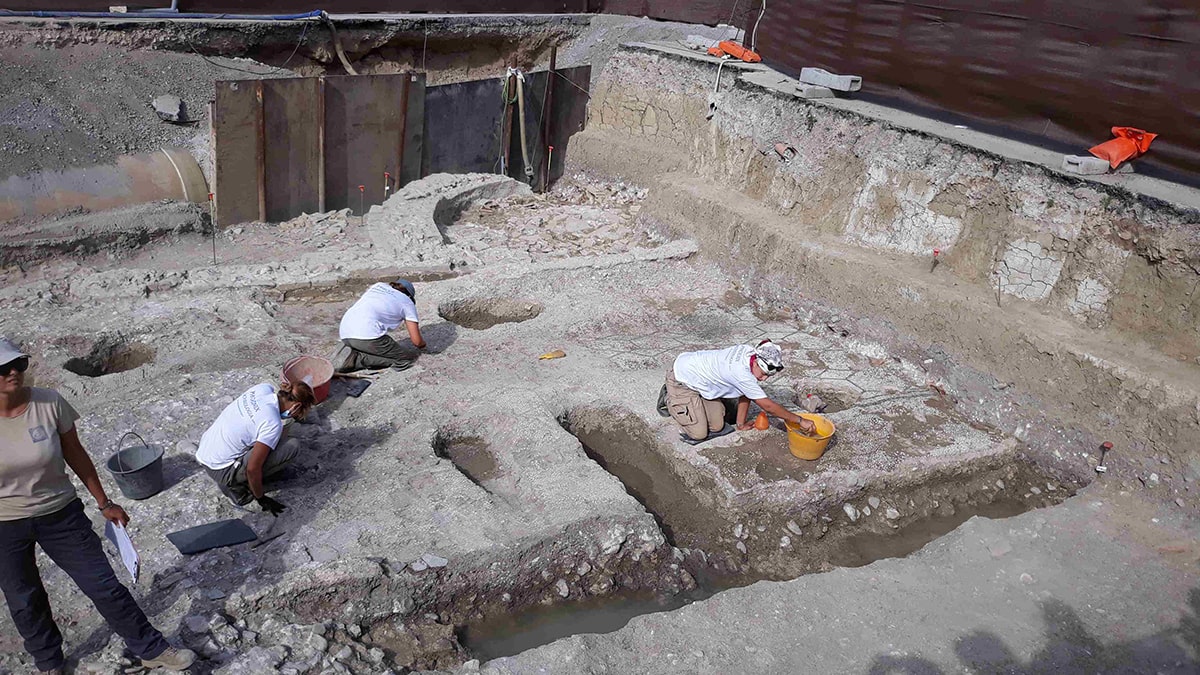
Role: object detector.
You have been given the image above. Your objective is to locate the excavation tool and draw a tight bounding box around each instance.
[1096,441,1113,473]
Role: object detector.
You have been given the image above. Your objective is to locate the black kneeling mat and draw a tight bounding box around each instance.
[167,519,257,554]
[680,424,736,446]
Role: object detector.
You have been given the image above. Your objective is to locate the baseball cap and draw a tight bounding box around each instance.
[0,337,29,366]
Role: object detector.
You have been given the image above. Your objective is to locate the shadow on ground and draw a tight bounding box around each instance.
[869,589,1200,674]
[64,396,396,672]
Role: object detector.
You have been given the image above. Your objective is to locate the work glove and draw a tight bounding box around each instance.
[257,496,286,516]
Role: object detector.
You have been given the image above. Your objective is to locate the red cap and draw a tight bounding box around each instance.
[1102,441,1113,449]
[358,185,365,191]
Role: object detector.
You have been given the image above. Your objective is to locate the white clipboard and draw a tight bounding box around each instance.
[104,521,141,583]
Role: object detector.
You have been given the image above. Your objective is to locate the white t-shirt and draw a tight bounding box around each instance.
[339,283,420,340]
[673,345,767,401]
[195,383,283,470]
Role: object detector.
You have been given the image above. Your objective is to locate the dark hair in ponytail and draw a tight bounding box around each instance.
[280,381,316,420]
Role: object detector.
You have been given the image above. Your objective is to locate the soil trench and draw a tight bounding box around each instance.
[460,407,1080,662]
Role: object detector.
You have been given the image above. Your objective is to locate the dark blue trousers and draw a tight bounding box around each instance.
[0,499,168,671]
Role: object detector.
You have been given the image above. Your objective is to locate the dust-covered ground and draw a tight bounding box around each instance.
[0,171,1142,674]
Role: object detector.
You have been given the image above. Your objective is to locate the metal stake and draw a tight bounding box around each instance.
[208,192,217,265]
[358,185,365,226]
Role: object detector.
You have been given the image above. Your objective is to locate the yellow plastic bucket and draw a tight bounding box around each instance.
[786,413,836,460]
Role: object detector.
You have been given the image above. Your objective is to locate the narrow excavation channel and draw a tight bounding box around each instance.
[460,407,1079,661]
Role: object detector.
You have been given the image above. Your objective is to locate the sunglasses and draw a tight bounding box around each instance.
[0,357,29,376]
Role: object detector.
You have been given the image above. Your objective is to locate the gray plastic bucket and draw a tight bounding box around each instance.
[106,432,165,500]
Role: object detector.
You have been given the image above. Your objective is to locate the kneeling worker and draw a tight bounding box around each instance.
[665,340,815,442]
[338,278,426,372]
[194,381,315,513]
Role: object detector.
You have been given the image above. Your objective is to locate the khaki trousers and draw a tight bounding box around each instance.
[665,369,727,440]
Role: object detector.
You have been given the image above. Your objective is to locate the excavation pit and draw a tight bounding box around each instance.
[438,298,543,330]
[62,337,155,377]
[433,433,501,489]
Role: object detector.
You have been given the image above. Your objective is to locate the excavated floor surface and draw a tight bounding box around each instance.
[0,173,1181,675]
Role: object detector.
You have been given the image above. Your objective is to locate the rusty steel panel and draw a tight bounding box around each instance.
[324,73,426,214]
[3,0,734,19]
[215,73,424,224]
[213,80,260,226]
[422,65,590,182]
[1,1,578,11]
[754,0,1200,182]
[263,78,321,222]
[599,0,742,25]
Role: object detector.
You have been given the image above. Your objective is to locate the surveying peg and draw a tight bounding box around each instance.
[1096,441,1113,473]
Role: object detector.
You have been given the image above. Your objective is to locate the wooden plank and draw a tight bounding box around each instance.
[212,80,261,226]
[263,77,321,222]
[255,81,266,222]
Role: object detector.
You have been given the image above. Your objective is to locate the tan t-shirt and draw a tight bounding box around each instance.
[0,387,80,521]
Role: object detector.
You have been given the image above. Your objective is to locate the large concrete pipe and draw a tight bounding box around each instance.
[0,148,208,222]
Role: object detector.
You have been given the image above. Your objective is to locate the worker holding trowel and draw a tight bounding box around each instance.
[337,278,426,372]
[659,340,815,444]
[192,381,315,513]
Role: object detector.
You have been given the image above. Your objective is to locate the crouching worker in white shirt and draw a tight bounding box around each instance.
[663,340,815,444]
[337,278,426,373]
[191,381,315,514]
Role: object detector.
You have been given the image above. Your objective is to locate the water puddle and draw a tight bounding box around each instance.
[460,590,705,662]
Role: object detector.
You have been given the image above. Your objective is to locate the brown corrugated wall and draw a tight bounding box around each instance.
[749,0,1200,182]
[4,0,1195,181]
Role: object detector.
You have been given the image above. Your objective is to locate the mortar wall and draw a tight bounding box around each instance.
[572,50,1200,466]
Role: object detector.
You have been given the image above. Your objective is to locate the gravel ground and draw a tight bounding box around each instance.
[0,43,283,178]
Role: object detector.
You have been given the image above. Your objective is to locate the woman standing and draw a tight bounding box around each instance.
[0,338,195,674]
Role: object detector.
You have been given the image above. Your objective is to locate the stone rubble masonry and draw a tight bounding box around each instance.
[570,48,1200,468]
[582,48,1200,347]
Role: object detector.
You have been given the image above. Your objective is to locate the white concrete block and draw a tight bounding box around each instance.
[1061,155,1134,175]
[799,67,862,92]
[796,84,834,99]
[1061,155,1110,175]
